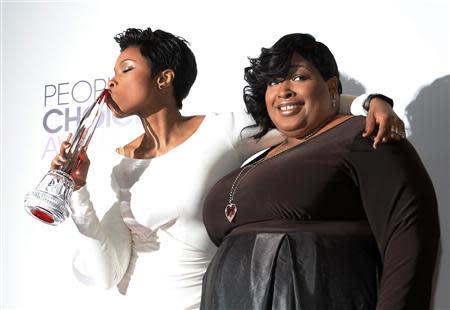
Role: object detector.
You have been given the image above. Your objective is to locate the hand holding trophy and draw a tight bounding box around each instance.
[24,89,109,225]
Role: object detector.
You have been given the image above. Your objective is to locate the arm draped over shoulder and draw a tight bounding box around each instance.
[347,135,440,310]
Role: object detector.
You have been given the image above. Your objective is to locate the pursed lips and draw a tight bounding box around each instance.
[106,93,122,114]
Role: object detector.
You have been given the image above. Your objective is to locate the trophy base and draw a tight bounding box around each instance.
[24,170,74,225]
[25,170,74,226]
[29,207,57,224]
[24,189,71,226]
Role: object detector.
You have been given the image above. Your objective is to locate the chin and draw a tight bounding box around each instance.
[113,109,133,119]
[273,118,306,133]
[113,113,127,119]
[107,101,126,118]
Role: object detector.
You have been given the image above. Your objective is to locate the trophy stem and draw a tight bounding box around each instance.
[24,89,109,225]
[61,89,109,175]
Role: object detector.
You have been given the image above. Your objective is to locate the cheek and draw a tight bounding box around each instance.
[305,84,329,110]
[264,88,275,108]
[314,81,331,101]
[129,78,153,100]
[264,89,277,119]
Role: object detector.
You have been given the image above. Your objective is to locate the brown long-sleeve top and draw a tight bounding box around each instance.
[203,116,440,309]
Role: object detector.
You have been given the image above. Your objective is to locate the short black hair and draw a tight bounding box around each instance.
[114,27,197,109]
[243,33,342,139]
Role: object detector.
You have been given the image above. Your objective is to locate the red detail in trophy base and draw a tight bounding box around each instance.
[31,209,55,224]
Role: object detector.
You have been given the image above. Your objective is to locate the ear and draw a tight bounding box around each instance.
[326,76,339,100]
[157,69,175,90]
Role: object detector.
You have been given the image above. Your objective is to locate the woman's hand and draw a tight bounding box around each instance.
[50,133,90,190]
[363,97,406,149]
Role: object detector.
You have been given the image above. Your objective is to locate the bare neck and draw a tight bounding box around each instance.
[140,106,185,150]
[124,105,203,159]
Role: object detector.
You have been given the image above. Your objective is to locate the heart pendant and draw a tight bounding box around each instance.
[225,203,237,223]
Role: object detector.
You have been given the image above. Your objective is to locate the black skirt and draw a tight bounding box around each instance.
[201,222,381,310]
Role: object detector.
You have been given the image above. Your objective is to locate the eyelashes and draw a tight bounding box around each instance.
[267,74,309,86]
[292,74,309,81]
[122,66,134,73]
[268,79,283,86]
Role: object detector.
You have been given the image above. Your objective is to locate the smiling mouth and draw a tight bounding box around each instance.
[276,102,303,114]
[279,104,299,111]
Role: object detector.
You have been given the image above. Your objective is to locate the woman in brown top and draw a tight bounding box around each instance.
[201,33,439,310]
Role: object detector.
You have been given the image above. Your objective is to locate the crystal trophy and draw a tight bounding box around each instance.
[24,89,109,225]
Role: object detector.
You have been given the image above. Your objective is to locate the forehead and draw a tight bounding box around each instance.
[116,46,144,64]
[289,53,315,72]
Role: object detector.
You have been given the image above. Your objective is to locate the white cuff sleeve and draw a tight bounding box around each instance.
[350,93,370,116]
[69,185,101,236]
[70,185,91,217]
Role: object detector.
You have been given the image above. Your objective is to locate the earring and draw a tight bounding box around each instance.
[332,96,337,107]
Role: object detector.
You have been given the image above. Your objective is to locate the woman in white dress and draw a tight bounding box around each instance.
[51,27,405,309]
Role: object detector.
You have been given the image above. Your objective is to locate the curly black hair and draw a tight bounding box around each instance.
[243,33,342,139]
[114,28,197,109]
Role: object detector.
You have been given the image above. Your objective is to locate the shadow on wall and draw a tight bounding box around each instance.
[340,73,366,96]
[405,75,449,310]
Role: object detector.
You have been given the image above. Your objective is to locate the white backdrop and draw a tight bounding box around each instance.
[1,0,449,309]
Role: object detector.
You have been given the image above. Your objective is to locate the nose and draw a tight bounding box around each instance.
[277,82,295,99]
[108,78,117,89]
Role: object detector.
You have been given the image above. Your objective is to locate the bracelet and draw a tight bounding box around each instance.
[363,94,394,111]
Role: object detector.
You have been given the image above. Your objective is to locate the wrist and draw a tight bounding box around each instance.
[74,181,86,191]
[363,93,394,111]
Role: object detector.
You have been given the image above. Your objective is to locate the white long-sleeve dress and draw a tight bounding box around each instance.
[69,112,281,309]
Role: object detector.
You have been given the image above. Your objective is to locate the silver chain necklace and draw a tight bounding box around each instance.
[224,141,292,222]
[224,117,334,223]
